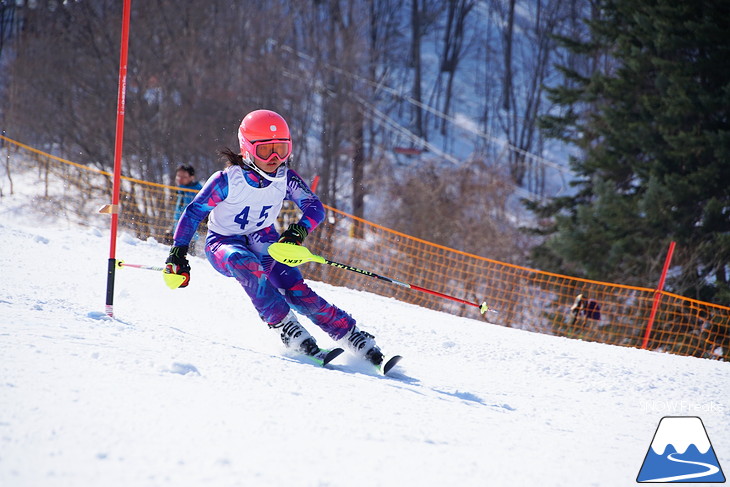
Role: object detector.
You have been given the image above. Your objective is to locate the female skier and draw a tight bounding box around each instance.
[164,109,384,366]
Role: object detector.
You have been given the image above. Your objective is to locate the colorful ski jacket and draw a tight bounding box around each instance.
[173,164,324,247]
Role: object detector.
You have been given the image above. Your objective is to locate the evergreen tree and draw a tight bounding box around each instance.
[531,0,730,304]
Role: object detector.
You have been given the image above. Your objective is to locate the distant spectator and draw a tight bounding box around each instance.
[169,165,202,252]
[173,165,202,220]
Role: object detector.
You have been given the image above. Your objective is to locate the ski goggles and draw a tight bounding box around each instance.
[250,139,292,162]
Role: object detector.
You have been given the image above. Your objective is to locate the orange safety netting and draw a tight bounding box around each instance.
[3,134,728,361]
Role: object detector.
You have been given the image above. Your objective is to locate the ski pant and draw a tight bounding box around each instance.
[204,225,354,340]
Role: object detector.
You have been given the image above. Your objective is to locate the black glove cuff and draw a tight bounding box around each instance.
[169,245,189,258]
[279,224,308,245]
[288,224,308,239]
[167,245,190,266]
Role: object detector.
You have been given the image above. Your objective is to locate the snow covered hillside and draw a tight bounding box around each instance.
[1,197,728,487]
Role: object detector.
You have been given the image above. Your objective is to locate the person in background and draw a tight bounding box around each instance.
[170,164,202,253]
[163,109,386,366]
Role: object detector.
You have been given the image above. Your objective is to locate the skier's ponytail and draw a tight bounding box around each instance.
[218,147,244,167]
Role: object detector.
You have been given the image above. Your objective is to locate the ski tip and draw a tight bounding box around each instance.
[322,347,345,367]
[383,355,403,375]
[300,347,344,367]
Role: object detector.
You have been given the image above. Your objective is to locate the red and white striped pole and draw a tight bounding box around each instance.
[104,0,132,317]
[641,241,676,349]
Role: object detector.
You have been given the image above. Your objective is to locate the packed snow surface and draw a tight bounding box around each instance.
[1,197,728,487]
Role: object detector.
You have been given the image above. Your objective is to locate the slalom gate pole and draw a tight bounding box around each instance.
[267,243,493,315]
[103,0,132,317]
[641,241,676,349]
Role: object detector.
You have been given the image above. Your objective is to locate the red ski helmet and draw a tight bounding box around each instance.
[238,109,292,162]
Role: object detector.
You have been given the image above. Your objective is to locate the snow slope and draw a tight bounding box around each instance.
[1,197,728,487]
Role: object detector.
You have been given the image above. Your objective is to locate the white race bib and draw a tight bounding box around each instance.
[208,165,287,236]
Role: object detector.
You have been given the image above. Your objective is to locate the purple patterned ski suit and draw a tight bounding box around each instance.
[172,164,355,339]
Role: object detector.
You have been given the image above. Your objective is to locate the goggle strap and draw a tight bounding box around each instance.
[243,154,288,182]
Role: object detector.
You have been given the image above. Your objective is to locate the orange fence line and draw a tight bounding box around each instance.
[0,134,198,191]
[322,203,696,298]
[2,133,728,361]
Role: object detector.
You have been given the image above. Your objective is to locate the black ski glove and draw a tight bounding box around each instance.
[278,223,308,246]
[165,245,190,288]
